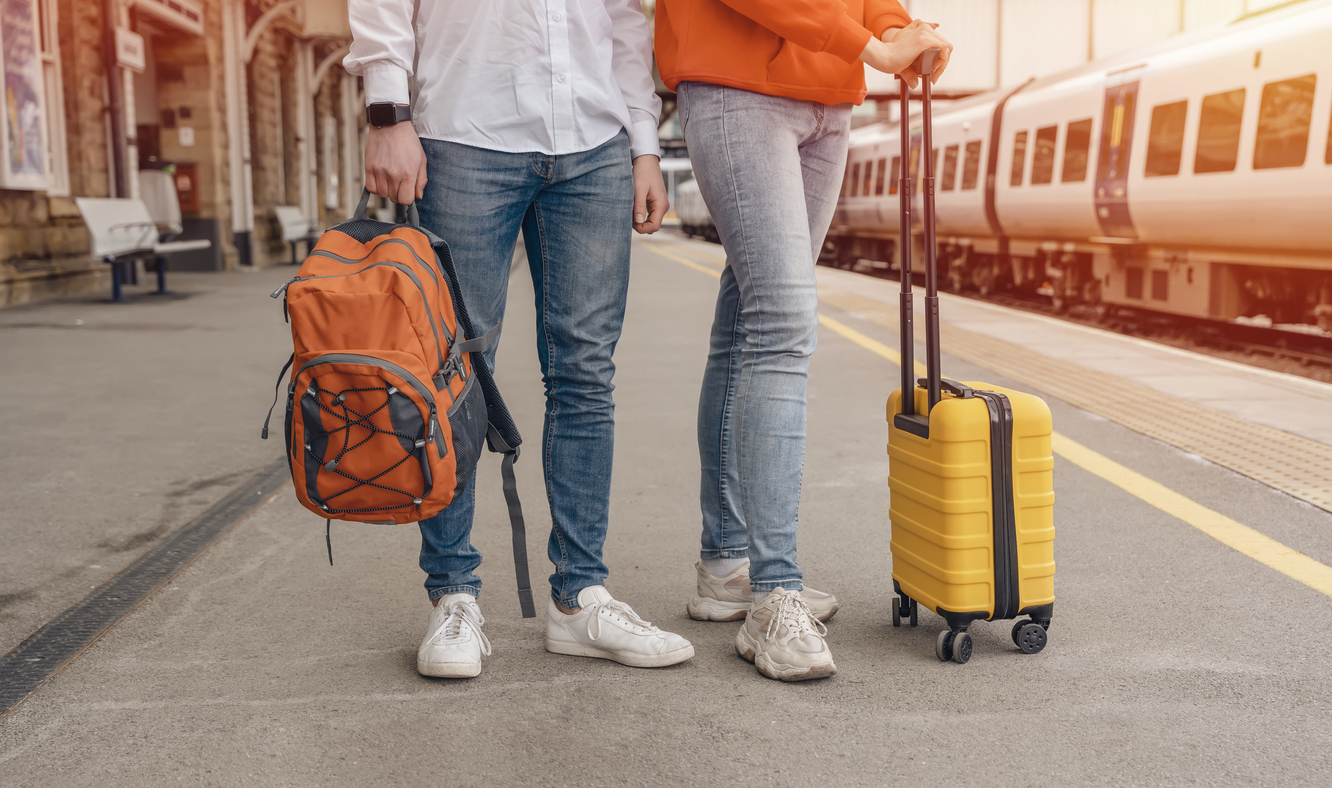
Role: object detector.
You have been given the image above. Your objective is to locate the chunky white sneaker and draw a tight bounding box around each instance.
[735,588,837,682]
[417,593,490,678]
[687,561,840,623]
[545,586,695,668]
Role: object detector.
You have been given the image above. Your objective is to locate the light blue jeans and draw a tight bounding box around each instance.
[678,82,852,594]
[414,131,633,607]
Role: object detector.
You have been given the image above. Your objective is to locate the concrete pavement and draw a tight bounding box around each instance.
[2,234,1331,786]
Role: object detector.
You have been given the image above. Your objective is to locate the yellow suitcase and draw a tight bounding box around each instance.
[885,53,1055,664]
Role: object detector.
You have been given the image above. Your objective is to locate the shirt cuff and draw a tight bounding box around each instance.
[361,62,411,107]
[823,16,874,64]
[627,114,661,160]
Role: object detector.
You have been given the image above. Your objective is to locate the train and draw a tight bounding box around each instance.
[681,0,1332,333]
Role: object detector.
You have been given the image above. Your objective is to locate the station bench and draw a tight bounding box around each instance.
[74,196,213,303]
[274,206,319,266]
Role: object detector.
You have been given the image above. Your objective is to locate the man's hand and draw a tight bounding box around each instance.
[632,155,668,235]
[860,19,953,88]
[365,120,427,205]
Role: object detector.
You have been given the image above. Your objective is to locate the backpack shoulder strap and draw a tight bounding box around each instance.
[486,423,536,619]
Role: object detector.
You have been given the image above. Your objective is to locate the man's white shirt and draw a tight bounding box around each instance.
[344,0,661,160]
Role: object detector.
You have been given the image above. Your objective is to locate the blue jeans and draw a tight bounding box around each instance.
[414,131,632,607]
[678,82,852,594]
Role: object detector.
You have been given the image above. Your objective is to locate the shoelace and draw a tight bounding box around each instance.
[431,601,492,656]
[584,598,664,641]
[765,591,827,645]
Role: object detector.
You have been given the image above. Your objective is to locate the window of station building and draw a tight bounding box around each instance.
[1062,118,1092,182]
[863,159,874,196]
[1195,88,1245,174]
[1030,125,1058,185]
[1151,270,1168,301]
[1145,100,1188,177]
[941,144,959,190]
[874,157,887,195]
[961,140,982,189]
[889,155,901,195]
[1010,131,1028,186]
[850,162,861,197]
[1254,74,1316,170]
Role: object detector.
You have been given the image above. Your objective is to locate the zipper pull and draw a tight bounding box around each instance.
[271,276,301,299]
[427,407,438,445]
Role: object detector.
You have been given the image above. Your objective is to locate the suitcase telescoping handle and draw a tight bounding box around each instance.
[896,48,944,420]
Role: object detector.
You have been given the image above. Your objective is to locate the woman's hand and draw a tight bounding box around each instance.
[860,19,953,88]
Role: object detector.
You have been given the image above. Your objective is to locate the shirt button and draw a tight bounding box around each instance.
[552,13,561,21]
[557,74,566,83]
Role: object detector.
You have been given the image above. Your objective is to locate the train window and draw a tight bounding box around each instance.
[889,156,901,195]
[1254,74,1316,170]
[941,145,959,190]
[931,148,939,179]
[1031,125,1058,185]
[874,158,887,196]
[1126,267,1144,299]
[961,140,982,189]
[909,140,921,180]
[841,162,851,198]
[1145,100,1188,177]
[1195,88,1245,174]
[850,162,861,197]
[863,160,873,196]
[1062,118,1092,182]
[1010,131,1028,186]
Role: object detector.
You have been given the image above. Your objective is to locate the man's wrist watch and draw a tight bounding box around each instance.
[367,102,412,128]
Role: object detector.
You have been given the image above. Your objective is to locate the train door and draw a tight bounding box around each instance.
[1094,66,1143,239]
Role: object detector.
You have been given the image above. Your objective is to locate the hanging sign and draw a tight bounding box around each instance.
[115,28,145,73]
[0,0,47,190]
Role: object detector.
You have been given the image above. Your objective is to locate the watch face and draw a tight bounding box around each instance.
[368,104,408,127]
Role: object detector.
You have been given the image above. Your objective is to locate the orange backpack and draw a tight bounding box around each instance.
[263,195,535,617]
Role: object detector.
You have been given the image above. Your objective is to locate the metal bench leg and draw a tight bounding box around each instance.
[154,256,169,295]
[290,241,298,266]
[110,260,126,303]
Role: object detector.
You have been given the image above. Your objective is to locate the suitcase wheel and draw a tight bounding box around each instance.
[892,597,919,629]
[1011,620,1049,655]
[936,630,973,664]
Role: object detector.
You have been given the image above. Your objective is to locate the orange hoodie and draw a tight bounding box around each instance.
[655,0,912,106]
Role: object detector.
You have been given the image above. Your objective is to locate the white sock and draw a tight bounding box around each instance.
[701,557,748,577]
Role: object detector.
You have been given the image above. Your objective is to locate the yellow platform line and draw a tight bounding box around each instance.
[645,240,1332,600]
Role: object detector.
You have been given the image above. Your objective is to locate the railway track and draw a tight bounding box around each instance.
[832,256,1332,382]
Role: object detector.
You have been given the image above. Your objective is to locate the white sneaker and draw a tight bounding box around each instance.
[735,588,837,682]
[545,586,695,668]
[687,561,840,622]
[417,593,490,678]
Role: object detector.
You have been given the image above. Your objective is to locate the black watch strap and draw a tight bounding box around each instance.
[367,102,412,128]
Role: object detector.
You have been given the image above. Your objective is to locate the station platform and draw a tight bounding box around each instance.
[2,233,1331,785]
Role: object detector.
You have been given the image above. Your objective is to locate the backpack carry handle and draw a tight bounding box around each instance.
[352,188,421,229]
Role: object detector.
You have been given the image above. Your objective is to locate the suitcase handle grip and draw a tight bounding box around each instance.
[914,48,941,77]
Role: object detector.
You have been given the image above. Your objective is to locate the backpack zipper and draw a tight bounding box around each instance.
[283,263,448,373]
[308,238,455,344]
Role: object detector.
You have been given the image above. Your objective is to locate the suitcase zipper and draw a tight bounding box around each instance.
[976,390,1020,620]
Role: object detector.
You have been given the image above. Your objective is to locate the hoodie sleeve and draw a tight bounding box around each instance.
[715,0,873,63]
